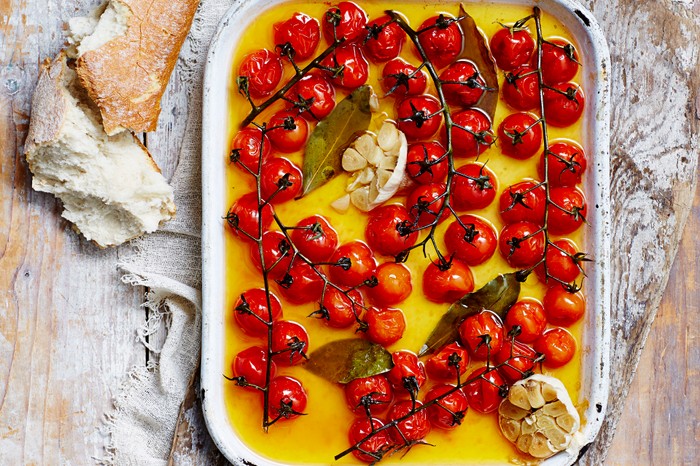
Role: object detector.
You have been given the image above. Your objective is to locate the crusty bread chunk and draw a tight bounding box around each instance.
[68,0,200,135]
[25,54,176,248]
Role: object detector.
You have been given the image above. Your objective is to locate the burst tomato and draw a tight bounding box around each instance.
[234,288,282,336]
[463,366,506,413]
[345,375,393,415]
[348,418,393,463]
[444,215,498,266]
[230,127,271,172]
[364,306,406,346]
[388,400,431,443]
[386,351,426,395]
[498,221,546,268]
[366,263,413,306]
[273,12,320,60]
[422,259,475,303]
[363,15,406,62]
[459,310,505,359]
[499,180,546,225]
[290,215,339,263]
[534,327,576,368]
[425,384,469,429]
[504,298,547,343]
[451,163,498,211]
[323,2,368,43]
[498,112,542,160]
[490,27,535,71]
[329,241,378,287]
[267,376,307,421]
[260,157,303,203]
[365,204,419,257]
[425,342,470,380]
[416,15,463,69]
[271,320,310,366]
[238,49,283,98]
[381,58,428,96]
[396,94,443,141]
[406,141,448,184]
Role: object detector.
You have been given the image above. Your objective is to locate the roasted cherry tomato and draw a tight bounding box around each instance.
[329,240,378,287]
[234,288,282,336]
[406,141,448,184]
[504,298,547,343]
[345,375,394,415]
[450,163,498,211]
[534,327,576,368]
[539,140,587,187]
[366,204,419,257]
[502,65,540,111]
[499,180,546,225]
[250,230,292,280]
[267,376,307,421]
[541,38,580,85]
[364,306,406,346]
[425,384,469,430]
[444,215,498,266]
[238,49,283,98]
[440,60,485,107]
[260,157,303,203]
[543,285,585,327]
[459,310,505,359]
[422,259,475,304]
[494,339,538,384]
[397,94,443,141]
[386,351,427,394]
[406,182,449,228]
[416,15,463,69]
[363,15,406,63]
[348,418,393,463]
[498,221,545,268]
[233,346,276,388]
[366,262,413,306]
[536,238,582,283]
[266,111,309,153]
[381,58,428,96]
[446,109,493,158]
[543,82,585,127]
[286,73,336,121]
[425,342,469,380]
[498,112,542,159]
[321,44,369,89]
[226,192,274,241]
[463,366,506,413]
[273,12,320,61]
[230,127,271,172]
[316,288,364,328]
[489,26,535,71]
[548,186,587,235]
[276,260,324,304]
[323,2,368,43]
[291,215,339,263]
[388,400,431,442]
[271,320,310,366]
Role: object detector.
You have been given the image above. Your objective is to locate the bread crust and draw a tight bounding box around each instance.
[25,54,68,157]
[76,0,200,135]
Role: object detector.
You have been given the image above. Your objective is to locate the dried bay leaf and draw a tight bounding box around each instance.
[301,85,372,197]
[304,338,393,384]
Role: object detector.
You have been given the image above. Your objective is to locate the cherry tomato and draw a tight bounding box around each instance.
[446,109,493,158]
[367,262,412,306]
[267,376,307,421]
[494,339,538,384]
[234,288,282,336]
[366,204,419,257]
[444,215,498,266]
[543,286,585,327]
[425,342,469,380]
[425,384,469,429]
[386,351,426,395]
[329,241,378,287]
[498,221,545,268]
[388,400,431,443]
[271,320,310,366]
[276,260,324,304]
[273,12,320,61]
[499,180,546,225]
[345,375,393,415]
[250,230,292,280]
[233,346,276,388]
[502,65,540,111]
[266,111,308,153]
[463,366,506,413]
[440,60,485,107]
[348,418,393,463]
[323,2,368,43]
[416,15,463,69]
[548,186,587,235]
[321,44,369,89]
[238,49,283,98]
[260,157,303,203]
[536,239,582,283]
[381,58,428,96]
[316,288,364,328]
[230,127,271,172]
[450,163,498,211]
[396,94,443,141]
[543,82,585,127]
[504,298,547,343]
[406,141,448,184]
[498,112,542,159]
[541,38,579,85]
[364,306,406,346]
[290,215,339,263]
[422,259,474,304]
[286,73,336,121]
[226,193,274,241]
[490,27,535,71]
[459,310,505,359]
[539,140,587,187]
[406,182,449,229]
[364,15,405,63]
[534,327,576,368]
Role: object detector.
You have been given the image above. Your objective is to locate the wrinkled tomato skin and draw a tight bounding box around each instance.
[498,221,546,268]
[286,73,336,121]
[381,58,428,97]
[238,49,283,98]
[276,260,324,305]
[364,15,406,63]
[534,327,576,368]
[321,45,369,89]
[273,12,320,60]
[364,306,407,346]
[494,339,538,384]
[538,140,587,187]
[444,215,498,266]
[499,180,546,226]
[504,298,548,343]
[386,351,427,395]
[426,342,470,380]
[422,259,475,304]
[345,375,394,415]
[230,127,271,173]
[388,400,431,443]
[451,163,498,211]
[291,215,339,263]
[322,1,368,43]
[267,376,307,421]
[348,418,393,463]
[502,65,540,111]
[365,204,419,257]
[416,15,463,69]
[458,310,505,359]
[329,241,378,287]
[233,288,283,336]
[463,366,506,414]
[233,346,276,388]
[490,27,535,71]
[260,157,303,204]
[366,263,412,306]
[425,384,469,429]
[271,320,310,366]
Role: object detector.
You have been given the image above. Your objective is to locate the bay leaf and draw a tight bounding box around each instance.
[418,273,520,357]
[300,85,372,197]
[458,4,499,122]
[304,338,393,384]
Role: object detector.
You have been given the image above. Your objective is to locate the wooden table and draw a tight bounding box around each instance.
[1,0,698,464]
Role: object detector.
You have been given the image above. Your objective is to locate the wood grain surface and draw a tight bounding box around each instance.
[0,0,698,465]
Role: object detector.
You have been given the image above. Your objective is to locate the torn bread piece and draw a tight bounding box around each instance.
[25,53,176,248]
[68,0,200,135]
